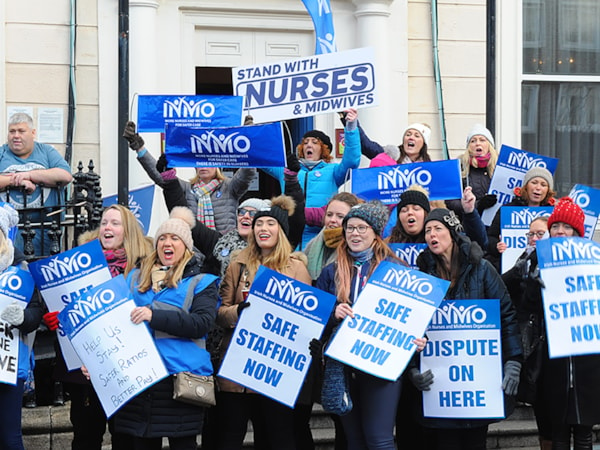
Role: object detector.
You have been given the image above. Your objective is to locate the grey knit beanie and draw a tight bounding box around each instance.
[522,167,554,191]
[343,201,390,236]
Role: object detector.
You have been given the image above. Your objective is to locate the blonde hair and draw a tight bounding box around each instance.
[189,168,226,185]
[137,248,194,293]
[244,226,293,278]
[460,143,499,179]
[335,236,401,304]
[79,204,153,276]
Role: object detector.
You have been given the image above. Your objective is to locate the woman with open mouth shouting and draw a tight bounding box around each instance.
[115,206,219,450]
[216,195,311,450]
[413,208,522,450]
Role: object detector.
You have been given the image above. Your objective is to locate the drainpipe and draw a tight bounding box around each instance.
[486,0,496,135]
[118,0,129,206]
[65,0,76,166]
[431,0,449,159]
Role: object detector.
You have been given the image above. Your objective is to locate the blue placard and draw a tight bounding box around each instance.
[537,237,600,358]
[0,266,34,304]
[29,240,109,291]
[137,95,243,132]
[103,184,155,233]
[351,160,462,205]
[164,122,286,168]
[569,184,600,239]
[249,265,336,324]
[481,145,559,225]
[422,299,504,419]
[59,276,131,338]
[499,206,553,273]
[388,244,427,269]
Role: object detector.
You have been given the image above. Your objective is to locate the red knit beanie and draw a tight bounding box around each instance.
[547,197,585,237]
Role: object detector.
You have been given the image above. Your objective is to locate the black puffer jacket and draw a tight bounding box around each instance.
[416,235,522,429]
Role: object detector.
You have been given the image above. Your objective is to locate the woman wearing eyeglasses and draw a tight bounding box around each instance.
[501,215,550,448]
[315,201,427,450]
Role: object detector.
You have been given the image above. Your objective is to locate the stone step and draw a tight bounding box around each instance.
[23,401,561,450]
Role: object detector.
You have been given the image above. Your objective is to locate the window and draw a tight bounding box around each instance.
[522,0,600,194]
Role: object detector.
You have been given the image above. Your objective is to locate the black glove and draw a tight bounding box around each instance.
[244,115,254,125]
[309,338,323,359]
[123,121,145,151]
[407,368,434,391]
[285,148,301,173]
[476,194,498,214]
[529,266,545,288]
[338,111,347,126]
[156,153,171,173]
[237,301,251,316]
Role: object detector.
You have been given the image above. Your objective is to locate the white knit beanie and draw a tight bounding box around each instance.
[466,123,495,148]
[403,123,431,146]
[154,207,195,251]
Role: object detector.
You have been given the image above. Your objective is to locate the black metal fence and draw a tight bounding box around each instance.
[3,160,104,261]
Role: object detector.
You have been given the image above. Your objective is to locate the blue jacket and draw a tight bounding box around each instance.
[127,259,218,376]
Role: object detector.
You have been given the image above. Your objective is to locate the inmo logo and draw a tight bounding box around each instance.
[0,271,22,291]
[393,247,424,266]
[377,167,432,190]
[39,252,93,282]
[510,208,549,226]
[551,240,600,261]
[67,288,116,328]
[431,302,487,326]
[190,131,251,154]
[265,277,318,311]
[506,152,547,170]
[571,189,591,209]
[382,268,433,296]
[163,98,215,119]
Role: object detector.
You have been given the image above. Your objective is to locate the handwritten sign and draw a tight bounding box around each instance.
[0,267,34,385]
[218,266,336,407]
[29,240,112,370]
[233,47,377,123]
[537,237,600,358]
[422,299,504,419]
[326,261,448,380]
[59,276,168,417]
[481,145,558,226]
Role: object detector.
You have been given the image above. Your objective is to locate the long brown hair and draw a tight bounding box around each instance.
[335,235,402,304]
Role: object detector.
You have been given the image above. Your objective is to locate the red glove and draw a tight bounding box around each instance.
[43,311,60,331]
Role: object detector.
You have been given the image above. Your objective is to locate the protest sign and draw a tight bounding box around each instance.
[218,266,336,407]
[137,95,243,132]
[351,160,462,206]
[325,261,448,381]
[481,145,559,226]
[569,184,600,239]
[59,276,168,417]
[233,47,377,123]
[388,244,427,270]
[422,299,504,419]
[29,240,112,370]
[499,207,552,273]
[0,267,34,385]
[537,237,600,358]
[164,122,285,168]
[103,184,154,233]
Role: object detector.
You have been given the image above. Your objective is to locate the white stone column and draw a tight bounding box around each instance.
[129,0,160,188]
[351,0,402,146]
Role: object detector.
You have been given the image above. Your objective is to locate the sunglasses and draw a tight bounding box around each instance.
[237,208,258,218]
